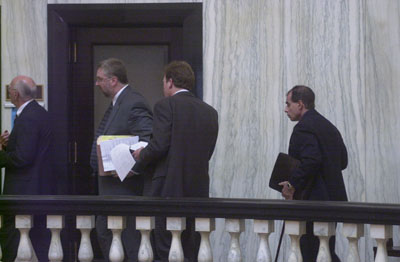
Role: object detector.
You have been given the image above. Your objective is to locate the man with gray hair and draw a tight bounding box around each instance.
[0,75,54,261]
[91,58,153,262]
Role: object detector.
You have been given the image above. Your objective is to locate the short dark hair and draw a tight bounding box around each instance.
[97,58,128,84]
[164,61,195,91]
[287,85,315,109]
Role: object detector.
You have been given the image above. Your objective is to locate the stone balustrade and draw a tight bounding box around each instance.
[0,195,399,262]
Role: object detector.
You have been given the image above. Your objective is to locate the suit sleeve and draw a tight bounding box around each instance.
[127,103,153,142]
[340,136,348,170]
[289,127,322,191]
[137,99,172,167]
[0,118,39,169]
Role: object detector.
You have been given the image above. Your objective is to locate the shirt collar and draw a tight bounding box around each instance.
[17,99,34,116]
[173,89,189,96]
[113,84,128,106]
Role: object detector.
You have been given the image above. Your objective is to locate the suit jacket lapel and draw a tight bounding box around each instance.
[103,86,129,134]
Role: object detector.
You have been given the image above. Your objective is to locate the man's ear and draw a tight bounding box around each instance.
[110,76,118,86]
[14,90,19,100]
[167,78,174,89]
[298,100,305,110]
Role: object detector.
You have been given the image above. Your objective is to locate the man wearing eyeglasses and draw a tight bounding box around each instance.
[90,58,153,262]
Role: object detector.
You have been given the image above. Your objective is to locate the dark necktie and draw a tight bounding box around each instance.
[13,115,19,126]
[90,103,113,171]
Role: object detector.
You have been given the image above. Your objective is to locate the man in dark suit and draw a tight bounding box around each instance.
[133,61,219,261]
[279,85,348,262]
[90,58,153,262]
[0,75,54,262]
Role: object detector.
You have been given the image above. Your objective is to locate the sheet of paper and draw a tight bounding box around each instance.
[130,141,148,151]
[111,144,135,182]
[99,136,139,172]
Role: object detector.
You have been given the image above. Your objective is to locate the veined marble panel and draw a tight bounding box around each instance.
[204,0,365,261]
[1,0,47,131]
[48,0,201,3]
[365,0,400,204]
[365,1,400,262]
[204,1,286,258]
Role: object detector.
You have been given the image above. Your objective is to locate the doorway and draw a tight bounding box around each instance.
[48,3,202,261]
[48,3,203,196]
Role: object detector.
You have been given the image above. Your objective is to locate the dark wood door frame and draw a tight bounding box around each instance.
[48,4,202,261]
[48,3,202,196]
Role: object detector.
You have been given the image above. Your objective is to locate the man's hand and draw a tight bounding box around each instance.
[279,181,295,200]
[132,147,144,160]
[0,130,9,149]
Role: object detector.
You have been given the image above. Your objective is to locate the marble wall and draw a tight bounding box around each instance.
[1,0,47,127]
[1,0,400,261]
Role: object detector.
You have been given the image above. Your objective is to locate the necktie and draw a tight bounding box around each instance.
[90,103,113,171]
[13,115,19,126]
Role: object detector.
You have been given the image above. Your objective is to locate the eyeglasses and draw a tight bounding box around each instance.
[95,76,112,82]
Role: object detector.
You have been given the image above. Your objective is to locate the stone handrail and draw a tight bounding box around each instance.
[0,195,398,261]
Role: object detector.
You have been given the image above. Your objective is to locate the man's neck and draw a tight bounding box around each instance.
[16,99,34,116]
[112,84,128,105]
[299,109,309,120]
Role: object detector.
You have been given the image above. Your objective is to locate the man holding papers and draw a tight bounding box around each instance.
[133,61,219,262]
[280,85,348,262]
[90,58,153,262]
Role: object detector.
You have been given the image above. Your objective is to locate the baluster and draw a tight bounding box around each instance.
[108,216,126,262]
[370,224,392,262]
[15,215,38,262]
[77,215,95,262]
[136,216,155,262]
[253,220,274,262]
[47,215,64,262]
[342,223,363,262]
[167,217,186,262]
[225,219,245,262]
[314,222,334,262]
[195,218,215,262]
[285,220,306,262]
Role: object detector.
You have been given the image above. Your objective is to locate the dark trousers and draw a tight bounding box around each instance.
[300,221,341,262]
[153,217,200,262]
[0,215,51,262]
[151,176,201,262]
[96,175,143,262]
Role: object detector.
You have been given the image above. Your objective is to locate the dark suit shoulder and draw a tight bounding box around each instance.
[118,86,151,109]
[18,101,50,122]
[296,109,338,134]
[170,92,217,113]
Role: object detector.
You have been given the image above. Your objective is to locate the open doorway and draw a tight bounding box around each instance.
[48,3,202,196]
[48,3,202,260]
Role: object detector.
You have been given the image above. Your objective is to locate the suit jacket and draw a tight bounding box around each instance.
[91,86,153,171]
[136,91,218,197]
[103,85,153,140]
[0,100,53,195]
[288,109,348,201]
[91,85,153,195]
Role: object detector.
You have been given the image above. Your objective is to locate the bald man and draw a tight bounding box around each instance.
[0,75,53,262]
